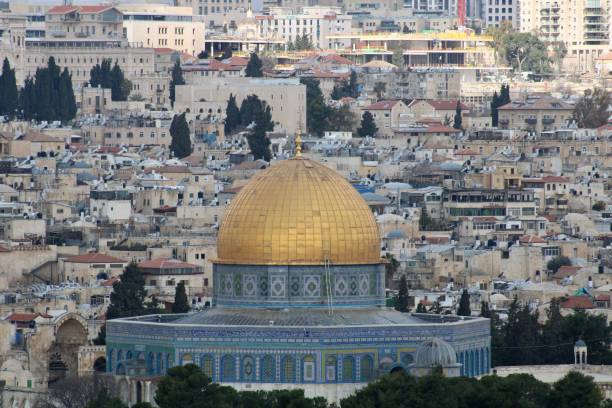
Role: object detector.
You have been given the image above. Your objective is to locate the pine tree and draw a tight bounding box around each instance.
[348,70,359,98]
[106,262,148,320]
[0,58,18,118]
[170,113,192,158]
[224,93,241,135]
[245,53,263,77]
[172,282,190,313]
[457,289,471,316]
[170,60,185,107]
[453,100,463,130]
[416,303,427,313]
[357,111,378,137]
[480,301,491,318]
[395,275,409,313]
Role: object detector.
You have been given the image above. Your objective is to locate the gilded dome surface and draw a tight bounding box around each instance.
[216,158,381,265]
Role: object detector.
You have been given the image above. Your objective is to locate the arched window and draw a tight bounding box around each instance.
[221,355,235,381]
[281,356,295,383]
[108,349,114,373]
[401,353,414,366]
[242,356,255,382]
[261,355,275,382]
[147,352,155,374]
[126,351,132,360]
[342,356,355,382]
[325,356,337,382]
[302,355,315,382]
[201,355,214,379]
[360,355,374,381]
[156,352,162,374]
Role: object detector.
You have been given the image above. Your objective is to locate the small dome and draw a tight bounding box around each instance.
[386,229,407,239]
[575,339,587,347]
[414,338,457,367]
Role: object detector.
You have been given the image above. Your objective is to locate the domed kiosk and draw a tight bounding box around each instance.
[106,156,491,402]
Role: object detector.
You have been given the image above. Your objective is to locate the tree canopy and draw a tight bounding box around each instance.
[89,59,131,101]
[395,275,409,312]
[287,34,314,51]
[453,101,463,130]
[224,93,241,135]
[487,23,552,74]
[170,113,192,159]
[457,289,471,316]
[573,88,610,128]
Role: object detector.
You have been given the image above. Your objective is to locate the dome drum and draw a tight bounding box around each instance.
[213,263,386,309]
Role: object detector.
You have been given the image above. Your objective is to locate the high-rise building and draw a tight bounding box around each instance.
[519,0,610,72]
[481,0,518,27]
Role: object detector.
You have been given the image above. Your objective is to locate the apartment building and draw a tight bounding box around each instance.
[481,0,518,27]
[174,77,306,134]
[519,0,610,72]
[45,5,123,42]
[118,4,206,56]
[497,94,573,135]
[258,7,352,49]
[443,189,537,221]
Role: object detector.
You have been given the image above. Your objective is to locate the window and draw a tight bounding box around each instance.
[261,355,275,382]
[360,355,374,381]
[303,356,315,381]
[342,356,355,382]
[281,356,295,382]
[201,355,214,379]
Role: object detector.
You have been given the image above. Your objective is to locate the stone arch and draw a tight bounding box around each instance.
[220,355,235,382]
[342,356,355,382]
[93,356,106,373]
[325,356,337,382]
[280,355,295,383]
[48,314,88,383]
[260,355,275,382]
[201,354,214,379]
[302,355,315,382]
[360,355,374,382]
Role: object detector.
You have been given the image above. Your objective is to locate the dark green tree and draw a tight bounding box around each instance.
[106,262,147,320]
[247,102,273,161]
[172,282,190,313]
[245,53,263,77]
[592,201,606,211]
[301,78,329,136]
[416,302,427,313]
[170,60,185,107]
[560,310,612,365]
[357,111,378,137]
[373,81,386,100]
[348,70,359,98]
[419,208,432,230]
[541,298,565,363]
[0,57,18,118]
[89,59,113,88]
[86,388,128,408]
[239,94,263,127]
[155,364,239,408]
[58,68,77,122]
[224,93,241,135]
[93,325,106,346]
[110,62,130,101]
[326,105,356,132]
[384,253,399,288]
[491,91,500,127]
[457,289,471,316]
[170,113,192,158]
[19,77,36,120]
[573,88,611,128]
[453,100,463,130]
[547,256,571,273]
[548,371,604,408]
[197,50,209,59]
[395,275,409,313]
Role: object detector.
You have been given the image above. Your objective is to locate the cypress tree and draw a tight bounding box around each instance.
[90,59,112,88]
[491,91,499,127]
[246,102,272,161]
[170,113,192,158]
[224,93,241,135]
[172,282,190,313]
[245,53,263,77]
[111,62,129,101]
[453,100,463,130]
[0,58,18,118]
[395,275,409,313]
[170,60,185,107]
[416,303,427,313]
[58,68,76,122]
[457,289,471,316]
[106,262,148,320]
[19,77,35,120]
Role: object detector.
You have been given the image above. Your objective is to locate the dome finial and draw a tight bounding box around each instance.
[295,121,303,157]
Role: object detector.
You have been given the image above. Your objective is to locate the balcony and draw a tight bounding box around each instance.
[542,117,555,125]
[525,117,537,125]
[49,30,66,37]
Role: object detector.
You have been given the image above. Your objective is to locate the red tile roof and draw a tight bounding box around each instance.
[421,124,461,133]
[595,294,610,302]
[560,296,595,309]
[6,312,51,322]
[48,5,113,14]
[227,56,249,66]
[65,253,127,264]
[553,265,581,279]
[101,277,119,287]
[364,100,400,110]
[0,245,10,253]
[47,5,79,14]
[138,258,199,270]
[426,100,469,111]
[519,235,547,244]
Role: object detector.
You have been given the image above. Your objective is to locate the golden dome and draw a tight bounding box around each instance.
[216,158,381,265]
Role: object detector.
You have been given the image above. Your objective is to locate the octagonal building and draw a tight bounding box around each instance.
[106,156,491,402]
